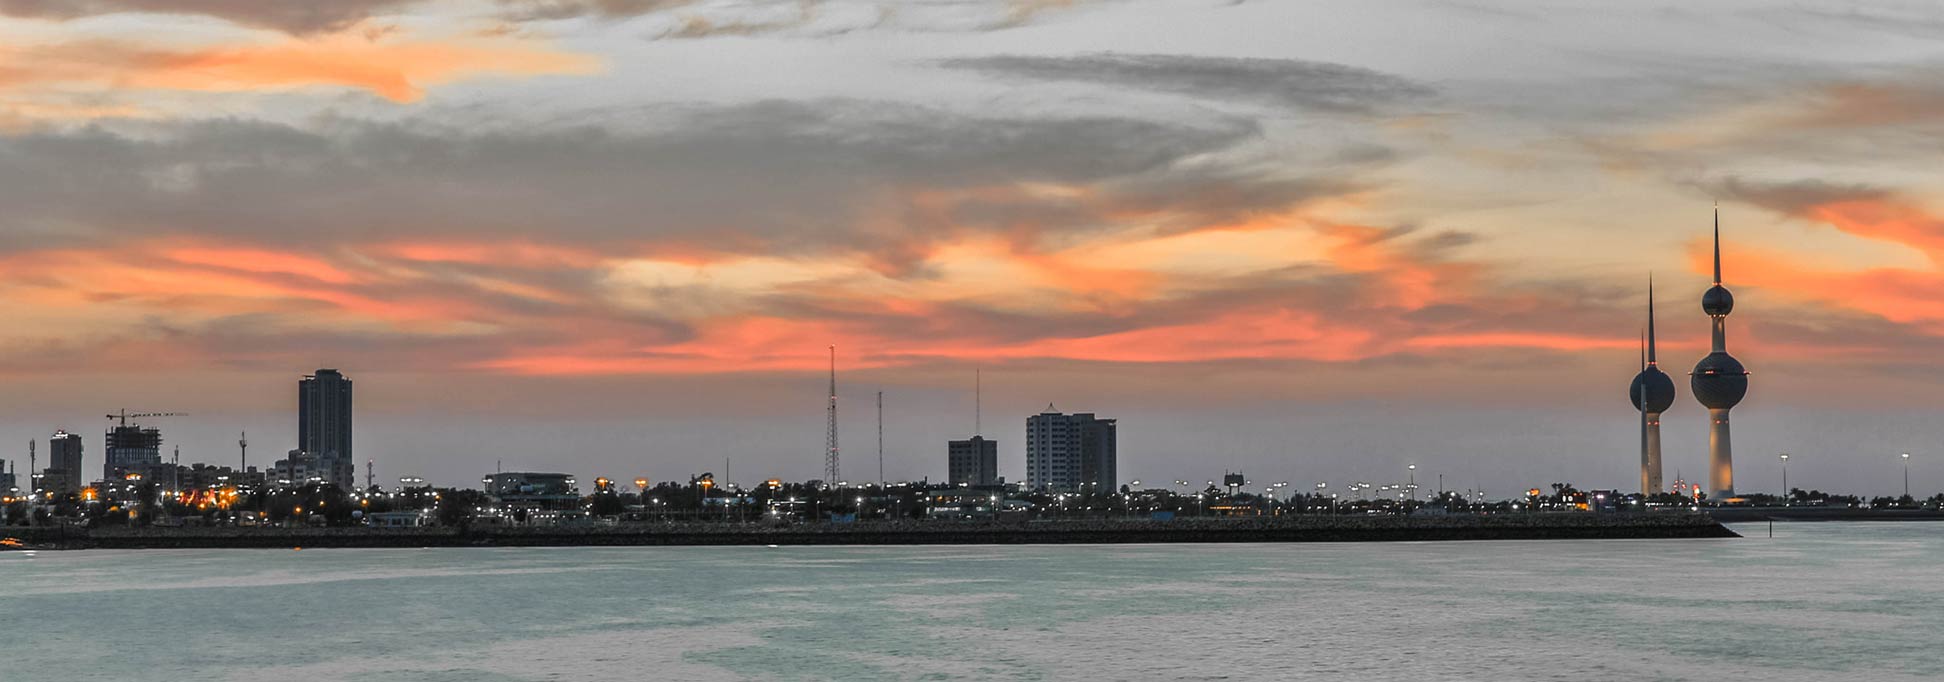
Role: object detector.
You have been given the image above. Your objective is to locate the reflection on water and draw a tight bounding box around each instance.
[1,523,1939,681]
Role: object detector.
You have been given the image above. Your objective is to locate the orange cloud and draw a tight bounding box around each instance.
[1801,198,1944,264]
[0,242,506,329]
[1319,223,1477,310]
[1694,245,1944,333]
[0,32,599,103]
[1405,332,1635,352]
[376,241,607,269]
[0,225,1646,378]
[163,245,361,284]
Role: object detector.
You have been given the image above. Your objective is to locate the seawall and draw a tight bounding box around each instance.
[4,513,1737,550]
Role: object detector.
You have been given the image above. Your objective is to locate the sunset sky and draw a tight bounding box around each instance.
[1,0,1941,495]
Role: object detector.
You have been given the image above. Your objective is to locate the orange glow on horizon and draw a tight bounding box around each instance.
[0,32,599,104]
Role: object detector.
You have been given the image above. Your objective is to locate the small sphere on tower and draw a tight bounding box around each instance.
[1702,284,1734,316]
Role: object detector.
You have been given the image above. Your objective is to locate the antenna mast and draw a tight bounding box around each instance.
[876,390,884,489]
[974,368,981,437]
[825,345,840,486]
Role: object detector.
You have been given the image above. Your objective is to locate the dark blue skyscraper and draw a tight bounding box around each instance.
[299,369,355,490]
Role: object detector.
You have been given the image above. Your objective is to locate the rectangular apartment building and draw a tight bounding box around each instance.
[1025,407,1116,491]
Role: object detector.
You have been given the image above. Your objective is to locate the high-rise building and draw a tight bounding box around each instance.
[299,368,355,490]
[1691,208,1750,500]
[46,430,83,494]
[1628,278,1675,497]
[104,424,162,481]
[948,436,999,487]
[1026,406,1117,491]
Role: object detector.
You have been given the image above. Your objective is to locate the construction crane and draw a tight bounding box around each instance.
[105,410,187,426]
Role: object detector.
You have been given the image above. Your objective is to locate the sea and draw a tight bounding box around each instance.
[1,522,1939,681]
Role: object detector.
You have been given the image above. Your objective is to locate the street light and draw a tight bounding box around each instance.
[1778,454,1789,502]
[1407,464,1417,501]
[1902,453,1911,500]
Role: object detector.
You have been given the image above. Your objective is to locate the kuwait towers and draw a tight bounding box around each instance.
[1690,207,1750,500]
[1629,276,1675,496]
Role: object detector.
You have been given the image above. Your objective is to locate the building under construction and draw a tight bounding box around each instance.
[104,423,162,481]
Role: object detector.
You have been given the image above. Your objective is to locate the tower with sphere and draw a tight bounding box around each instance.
[1691,207,1750,500]
[1629,275,1675,497]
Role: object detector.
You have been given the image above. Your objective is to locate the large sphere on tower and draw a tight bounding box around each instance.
[1690,352,1748,409]
[1701,284,1734,316]
[1628,366,1677,413]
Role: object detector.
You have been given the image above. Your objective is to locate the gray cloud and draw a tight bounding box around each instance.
[495,0,698,22]
[937,53,1435,114]
[498,0,1095,37]
[1708,177,1888,217]
[0,0,422,33]
[0,100,1370,266]
[0,0,1091,36]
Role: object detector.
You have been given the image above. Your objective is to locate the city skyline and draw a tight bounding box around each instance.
[1,1,1942,494]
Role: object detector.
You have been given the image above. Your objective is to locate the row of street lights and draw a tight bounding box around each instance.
[1776,452,1919,500]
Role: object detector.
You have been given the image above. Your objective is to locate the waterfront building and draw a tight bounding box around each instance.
[483,472,582,515]
[948,436,999,487]
[46,430,83,495]
[1690,208,1750,500]
[104,424,162,481]
[298,368,355,490]
[0,459,13,491]
[1026,407,1117,491]
[1628,278,1675,496]
[175,462,256,490]
[366,510,433,528]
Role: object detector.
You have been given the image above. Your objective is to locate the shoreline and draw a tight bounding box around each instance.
[1708,507,1944,523]
[4,513,1737,550]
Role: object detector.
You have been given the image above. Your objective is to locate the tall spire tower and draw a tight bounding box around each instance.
[1629,275,1675,496]
[1691,206,1750,500]
[825,345,841,486]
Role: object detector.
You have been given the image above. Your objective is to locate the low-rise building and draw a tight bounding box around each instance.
[948,436,999,487]
[366,510,434,528]
[483,472,582,523]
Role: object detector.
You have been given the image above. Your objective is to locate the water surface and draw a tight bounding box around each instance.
[2,522,1937,681]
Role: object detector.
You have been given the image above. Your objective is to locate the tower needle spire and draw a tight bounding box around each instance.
[1647,272,1657,365]
[1712,202,1722,285]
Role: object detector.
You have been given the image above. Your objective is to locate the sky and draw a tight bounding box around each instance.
[1,0,1941,496]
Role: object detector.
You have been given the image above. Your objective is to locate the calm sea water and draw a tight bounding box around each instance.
[1,522,1939,681]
